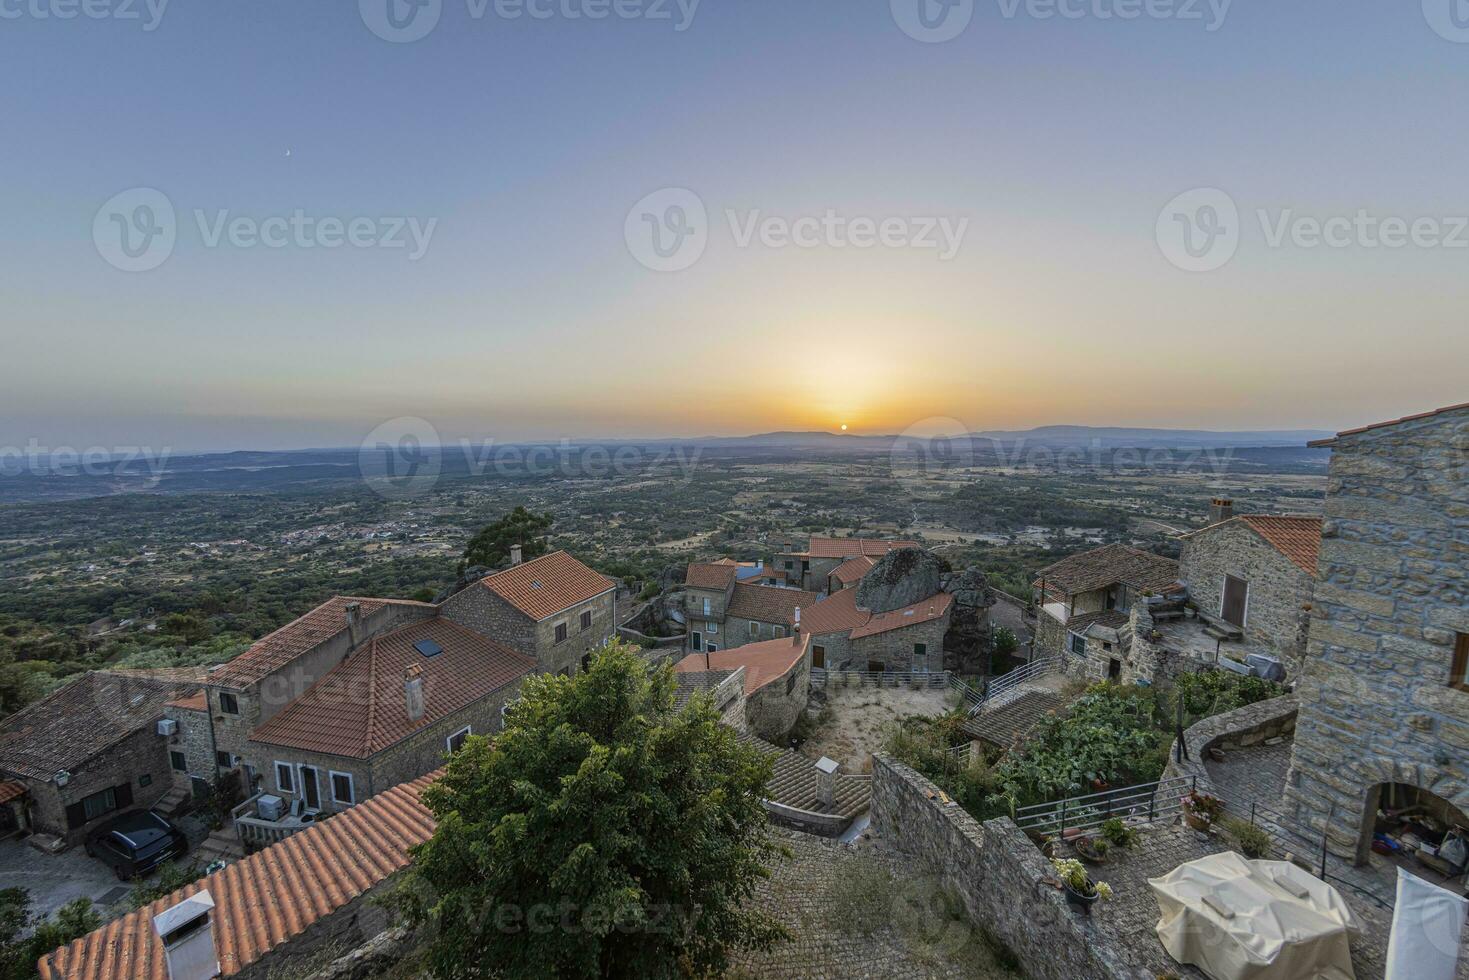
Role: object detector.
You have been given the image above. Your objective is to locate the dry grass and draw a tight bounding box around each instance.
[797,682,956,772]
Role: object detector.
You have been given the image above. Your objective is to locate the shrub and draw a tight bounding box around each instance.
[1224,818,1272,858]
[1100,817,1136,848]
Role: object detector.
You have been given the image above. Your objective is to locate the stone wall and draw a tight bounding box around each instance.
[807,630,853,670]
[1180,520,1314,670]
[1283,407,1469,861]
[870,756,1144,980]
[850,616,949,672]
[233,879,396,980]
[443,587,614,676]
[720,614,792,651]
[1155,695,1299,811]
[164,704,215,785]
[29,726,175,845]
[744,645,811,742]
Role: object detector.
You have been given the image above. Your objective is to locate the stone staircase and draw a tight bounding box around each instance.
[193,822,245,866]
[153,784,191,818]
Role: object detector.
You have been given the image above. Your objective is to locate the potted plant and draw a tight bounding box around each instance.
[1052,857,1113,914]
[1100,817,1136,849]
[1181,791,1223,832]
[1073,835,1109,865]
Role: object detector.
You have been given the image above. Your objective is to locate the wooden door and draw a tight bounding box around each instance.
[812,645,825,669]
[299,766,321,810]
[1221,575,1248,627]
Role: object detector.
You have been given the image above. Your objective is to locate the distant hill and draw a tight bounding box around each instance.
[700,425,1332,450]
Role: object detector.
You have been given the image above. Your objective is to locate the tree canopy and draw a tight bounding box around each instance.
[393,641,784,979]
[462,507,554,570]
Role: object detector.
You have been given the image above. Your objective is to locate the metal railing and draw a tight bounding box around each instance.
[1014,774,1197,836]
[811,668,951,690]
[967,656,1061,716]
[1236,800,1393,911]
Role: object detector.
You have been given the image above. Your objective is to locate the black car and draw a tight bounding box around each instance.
[84,810,188,880]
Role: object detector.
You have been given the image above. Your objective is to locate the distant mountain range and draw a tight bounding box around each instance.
[697,425,1333,450]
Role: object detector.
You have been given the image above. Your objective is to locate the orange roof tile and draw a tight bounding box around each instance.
[725,583,821,627]
[686,562,738,591]
[0,780,26,805]
[849,592,953,639]
[166,691,208,712]
[480,551,615,621]
[1311,401,1469,446]
[829,555,876,584]
[798,587,953,639]
[1239,516,1322,575]
[806,536,919,560]
[249,619,534,758]
[38,772,439,980]
[209,596,433,689]
[675,635,809,695]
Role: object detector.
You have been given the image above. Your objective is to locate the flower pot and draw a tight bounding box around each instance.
[1075,840,1108,866]
[1064,881,1100,914]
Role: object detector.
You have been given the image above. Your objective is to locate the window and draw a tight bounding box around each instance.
[1068,632,1087,657]
[775,626,785,638]
[218,692,239,715]
[82,787,117,822]
[447,726,472,754]
[170,751,187,772]
[707,643,718,653]
[329,771,355,806]
[706,622,717,635]
[139,774,152,788]
[580,609,592,631]
[275,762,294,794]
[215,751,233,769]
[786,671,798,695]
[783,560,793,570]
[1452,634,1469,692]
[749,621,759,638]
[703,597,712,616]
[554,622,568,644]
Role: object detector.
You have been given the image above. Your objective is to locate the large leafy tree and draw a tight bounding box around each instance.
[462,507,554,570]
[395,642,784,979]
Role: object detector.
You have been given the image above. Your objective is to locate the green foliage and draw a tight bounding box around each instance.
[1171,670,1282,722]
[991,626,1018,658]
[129,862,206,910]
[1099,817,1136,849]
[1223,818,1272,858]
[0,891,100,980]
[389,641,786,980]
[462,507,554,571]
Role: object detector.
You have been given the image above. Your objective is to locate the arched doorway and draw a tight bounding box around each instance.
[1358,781,1469,882]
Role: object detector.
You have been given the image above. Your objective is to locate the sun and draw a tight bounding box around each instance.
[840,424,848,431]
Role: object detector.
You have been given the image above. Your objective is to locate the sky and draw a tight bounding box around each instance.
[2,0,1467,452]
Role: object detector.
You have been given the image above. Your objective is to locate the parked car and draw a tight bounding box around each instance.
[84,810,188,880]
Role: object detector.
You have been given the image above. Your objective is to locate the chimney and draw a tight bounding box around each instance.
[813,757,839,810]
[154,889,219,980]
[404,664,425,722]
[1209,498,1235,525]
[793,607,801,633]
[510,544,523,566]
[344,602,362,650]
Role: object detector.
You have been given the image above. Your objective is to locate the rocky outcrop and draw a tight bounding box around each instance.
[941,568,994,663]
[855,547,946,613]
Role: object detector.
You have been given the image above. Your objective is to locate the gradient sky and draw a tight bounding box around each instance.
[2,1,1467,452]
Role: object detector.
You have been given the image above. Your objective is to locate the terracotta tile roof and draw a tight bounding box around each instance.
[209,596,433,689]
[675,635,809,695]
[1066,610,1130,633]
[725,582,821,627]
[829,555,876,585]
[1032,544,1179,599]
[249,619,534,759]
[685,561,738,591]
[806,536,920,560]
[0,669,208,782]
[479,551,615,621]
[38,771,439,980]
[0,780,26,805]
[165,691,208,712]
[849,592,953,639]
[1239,516,1322,575]
[798,587,952,639]
[1311,401,1469,446]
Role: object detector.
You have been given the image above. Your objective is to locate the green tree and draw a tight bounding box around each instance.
[393,642,785,979]
[462,507,554,570]
[992,626,1018,658]
[0,891,100,980]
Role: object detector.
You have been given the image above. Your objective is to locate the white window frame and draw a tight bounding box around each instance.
[749,621,759,638]
[328,770,356,807]
[707,643,718,653]
[702,597,711,616]
[275,761,295,795]
[446,725,472,754]
[1068,631,1087,657]
[706,621,717,635]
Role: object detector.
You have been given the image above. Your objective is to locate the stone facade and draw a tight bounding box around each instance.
[441,584,615,677]
[27,727,175,846]
[163,703,215,790]
[850,618,948,673]
[1283,406,1469,862]
[744,646,811,742]
[1180,520,1314,671]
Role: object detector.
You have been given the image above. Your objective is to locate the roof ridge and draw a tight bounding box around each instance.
[363,635,380,750]
[482,549,565,580]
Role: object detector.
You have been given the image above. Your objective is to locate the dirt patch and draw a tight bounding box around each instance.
[798,683,958,773]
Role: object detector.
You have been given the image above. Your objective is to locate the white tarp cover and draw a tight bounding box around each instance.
[1150,851,1358,980]
[1385,866,1467,980]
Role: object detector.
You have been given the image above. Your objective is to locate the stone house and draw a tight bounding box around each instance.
[772,536,918,591]
[676,634,812,741]
[1177,503,1320,672]
[1282,401,1469,863]
[440,550,617,677]
[683,561,819,654]
[827,555,876,593]
[799,585,953,673]
[0,668,209,846]
[244,618,533,816]
[1031,544,1181,673]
